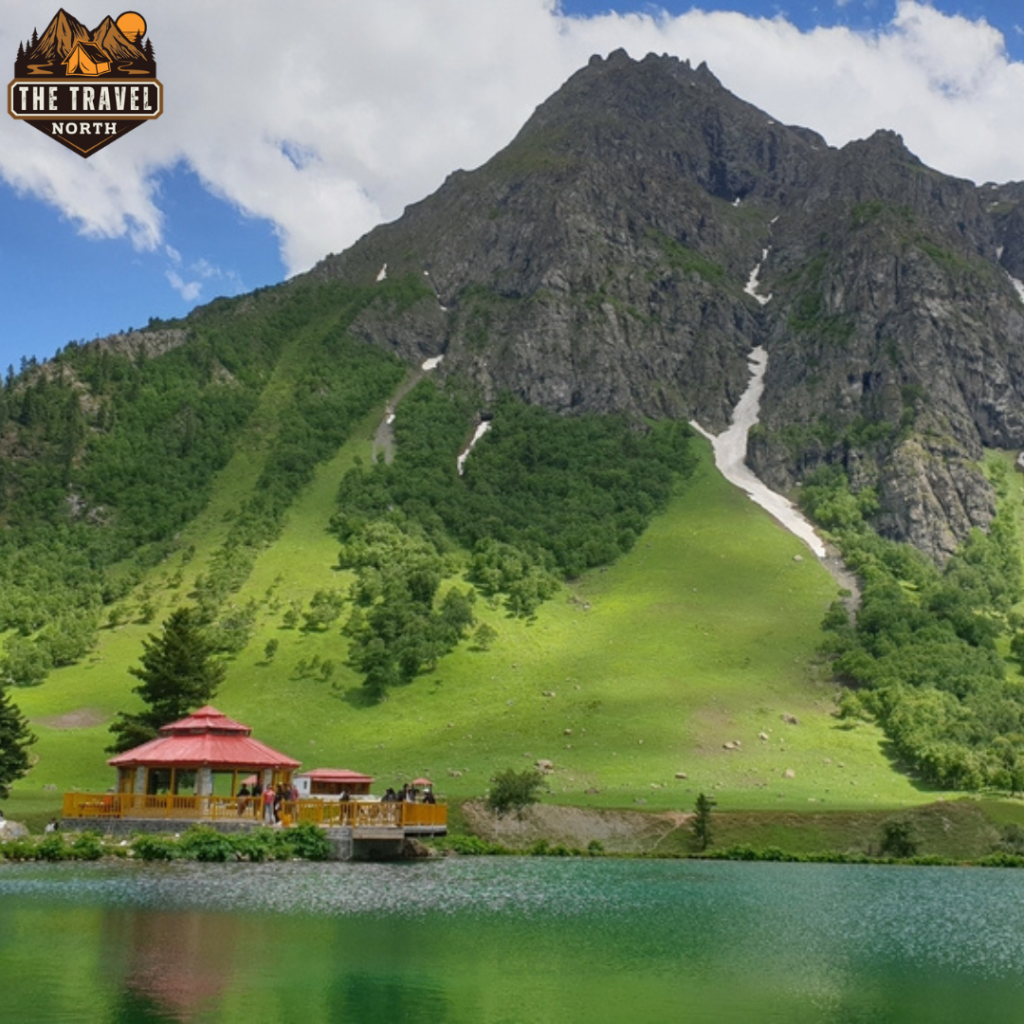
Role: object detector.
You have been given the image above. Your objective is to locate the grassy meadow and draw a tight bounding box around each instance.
[6,391,966,837]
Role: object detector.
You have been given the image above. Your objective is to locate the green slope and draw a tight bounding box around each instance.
[8,412,947,822]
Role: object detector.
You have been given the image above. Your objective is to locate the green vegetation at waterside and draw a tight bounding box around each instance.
[0,822,331,863]
[803,456,1024,791]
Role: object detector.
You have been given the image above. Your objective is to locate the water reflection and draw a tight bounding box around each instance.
[1,860,1024,1022]
[113,910,239,1020]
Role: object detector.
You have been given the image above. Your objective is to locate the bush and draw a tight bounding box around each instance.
[879,818,919,858]
[179,825,236,862]
[36,834,67,861]
[233,828,291,862]
[0,838,36,861]
[486,767,546,818]
[70,831,104,861]
[285,821,331,861]
[432,834,506,856]
[132,833,178,861]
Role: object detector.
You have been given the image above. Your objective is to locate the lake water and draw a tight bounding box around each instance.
[1,857,1023,1023]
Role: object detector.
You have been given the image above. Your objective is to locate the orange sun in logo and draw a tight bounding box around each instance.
[115,11,147,41]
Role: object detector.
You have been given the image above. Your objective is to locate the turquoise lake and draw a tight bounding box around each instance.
[1,857,1023,1022]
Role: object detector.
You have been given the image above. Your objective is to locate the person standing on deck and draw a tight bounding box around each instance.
[262,784,276,825]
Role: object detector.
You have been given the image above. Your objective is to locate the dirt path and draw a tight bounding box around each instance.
[371,368,426,464]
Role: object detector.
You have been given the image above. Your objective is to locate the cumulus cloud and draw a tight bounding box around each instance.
[4,0,1024,277]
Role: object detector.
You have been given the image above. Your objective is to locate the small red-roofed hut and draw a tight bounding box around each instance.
[108,705,300,799]
[295,768,374,798]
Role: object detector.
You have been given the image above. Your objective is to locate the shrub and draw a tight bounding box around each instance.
[486,767,545,818]
[432,834,505,856]
[879,818,919,858]
[36,834,67,861]
[70,831,104,861]
[285,821,331,861]
[0,838,35,861]
[233,828,291,862]
[132,833,178,861]
[179,826,235,862]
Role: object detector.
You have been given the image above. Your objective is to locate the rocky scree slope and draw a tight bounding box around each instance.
[302,48,1024,561]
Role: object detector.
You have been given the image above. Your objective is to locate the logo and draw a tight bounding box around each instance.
[8,9,161,157]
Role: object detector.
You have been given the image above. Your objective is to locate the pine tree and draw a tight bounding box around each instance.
[107,607,225,753]
[0,686,36,798]
[691,792,716,851]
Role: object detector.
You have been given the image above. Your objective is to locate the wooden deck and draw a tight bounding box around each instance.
[62,792,447,832]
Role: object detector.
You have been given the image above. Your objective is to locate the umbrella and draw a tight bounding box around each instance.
[412,777,432,787]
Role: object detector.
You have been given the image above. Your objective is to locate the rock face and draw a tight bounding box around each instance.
[300,49,1024,561]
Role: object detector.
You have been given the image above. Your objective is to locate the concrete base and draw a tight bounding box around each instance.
[324,827,354,861]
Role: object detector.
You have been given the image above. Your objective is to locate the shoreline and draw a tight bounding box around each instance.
[5,794,1022,865]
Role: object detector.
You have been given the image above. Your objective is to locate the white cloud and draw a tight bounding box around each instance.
[3,1,1024,278]
[165,268,202,303]
[164,249,242,303]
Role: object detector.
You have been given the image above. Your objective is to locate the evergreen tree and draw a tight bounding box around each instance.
[692,792,716,851]
[107,607,225,753]
[0,685,36,798]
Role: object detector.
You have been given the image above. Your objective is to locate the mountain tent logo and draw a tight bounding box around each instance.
[7,9,161,157]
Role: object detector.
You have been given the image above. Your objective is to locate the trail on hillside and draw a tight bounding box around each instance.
[371,356,444,464]
[692,346,860,607]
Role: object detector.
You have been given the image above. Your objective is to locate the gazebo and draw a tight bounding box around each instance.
[107,705,300,801]
[61,706,448,846]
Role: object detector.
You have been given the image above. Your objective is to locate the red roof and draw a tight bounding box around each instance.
[108,705,300,770]
[160,705,250,734]
[298,768,374,784]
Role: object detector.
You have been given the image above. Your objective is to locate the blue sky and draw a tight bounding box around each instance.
[564,1,1024,58]
[3,1,1024,371]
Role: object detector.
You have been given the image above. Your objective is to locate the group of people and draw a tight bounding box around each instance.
[381,784,435,804]
[232,779,437,822]
[236,780,298,823]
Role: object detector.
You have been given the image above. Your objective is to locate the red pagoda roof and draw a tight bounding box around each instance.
[160,705,251,734]
[108,705,300,770]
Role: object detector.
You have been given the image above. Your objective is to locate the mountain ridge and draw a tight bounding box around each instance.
[297,48,1024,561]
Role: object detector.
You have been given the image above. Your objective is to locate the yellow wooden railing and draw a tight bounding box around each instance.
[62,792,447,830]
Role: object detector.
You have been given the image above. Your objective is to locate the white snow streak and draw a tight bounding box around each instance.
[375,262,388,282]
[421,355,444,371]
[744,248,772,305]
[691,347,827,558]
[457,421,492,476]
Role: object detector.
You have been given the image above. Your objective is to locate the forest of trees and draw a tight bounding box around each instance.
[0,277,410,689]
[332,380,699,696]
[804,460,1024,790]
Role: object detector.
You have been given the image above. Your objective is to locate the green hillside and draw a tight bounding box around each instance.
[7,406,943,822]
[3,273,1024,843]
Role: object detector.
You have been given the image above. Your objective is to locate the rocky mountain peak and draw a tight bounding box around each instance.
[301,50,1024,561]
